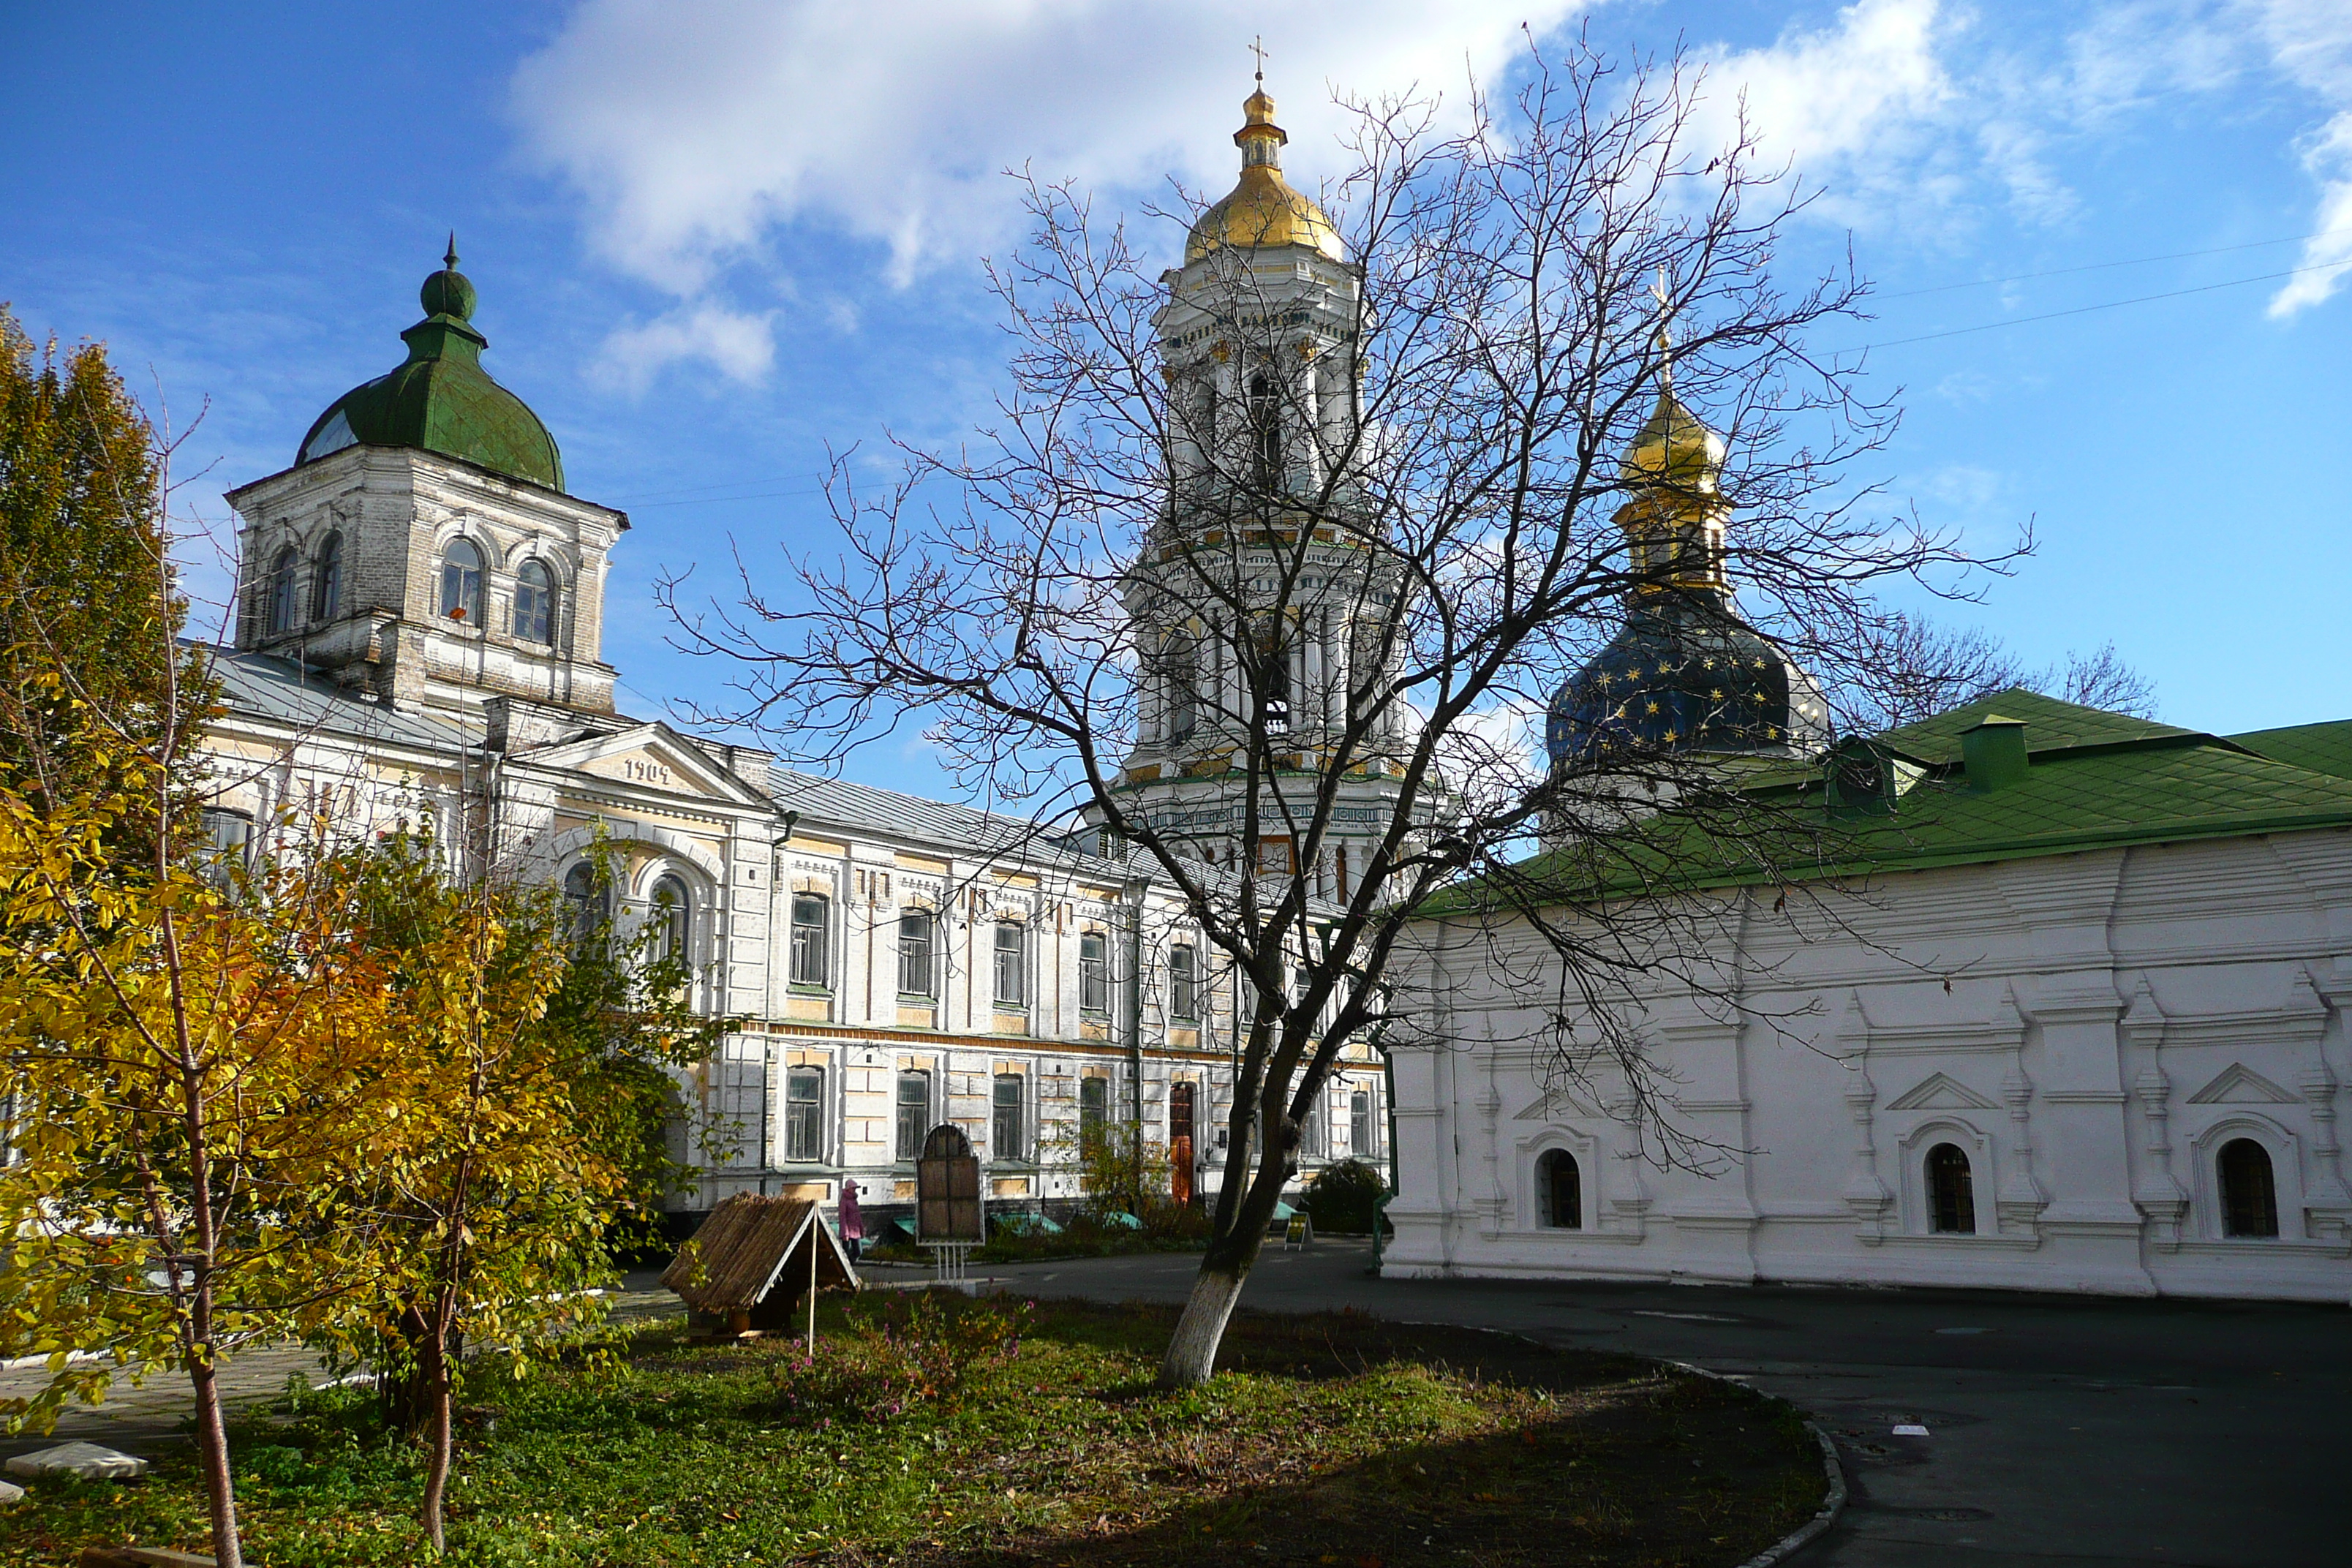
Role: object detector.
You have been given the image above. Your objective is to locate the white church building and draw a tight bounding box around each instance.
[199,236,1389,1237]
[1384,370,2352,1304]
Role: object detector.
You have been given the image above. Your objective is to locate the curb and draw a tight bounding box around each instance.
[1387,1324,1847,1567]
[1735,1422,1846,1568]
[1662,1360,1847,1568]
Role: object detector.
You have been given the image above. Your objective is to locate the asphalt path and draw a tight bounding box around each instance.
[927,1240,2348,1567]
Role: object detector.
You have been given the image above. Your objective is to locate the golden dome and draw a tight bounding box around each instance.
[1619,381,1726,495]
[1185,86,1345,263]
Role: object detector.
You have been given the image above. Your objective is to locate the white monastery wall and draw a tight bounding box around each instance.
[1387,832,2352,1302]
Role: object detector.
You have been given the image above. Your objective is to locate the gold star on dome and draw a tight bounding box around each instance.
[1646,701,1661,715]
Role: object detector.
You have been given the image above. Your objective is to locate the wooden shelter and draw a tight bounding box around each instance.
[661,1194,860,1338]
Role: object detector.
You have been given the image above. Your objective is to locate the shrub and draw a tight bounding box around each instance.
[1302,1158,1390,1234]
[762,1289,1030,1425]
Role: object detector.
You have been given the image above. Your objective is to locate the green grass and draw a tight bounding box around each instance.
[0,1296,1824,1567]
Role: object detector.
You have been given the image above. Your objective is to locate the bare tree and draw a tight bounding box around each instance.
[665,40,1994,1386]
[1827,608,2157,732]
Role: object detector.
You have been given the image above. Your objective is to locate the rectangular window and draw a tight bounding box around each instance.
[896,1071,930,1161]
[898,909,935,998]
[784,1066,824,1163]
[1300,1092,1326,1158]
[1079,1075,1109,1152]
[198,809,253,888]
[992,1074,1025,1161]
[1079,930,1109,1014]
[994,921,1026,1006]
[1167,943,1198,1021]
[1350,1089,1373,1156]
[789,893,829,987]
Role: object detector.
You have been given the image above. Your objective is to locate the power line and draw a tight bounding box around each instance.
[1857,255,2352,351]
[1877,225,2352,301]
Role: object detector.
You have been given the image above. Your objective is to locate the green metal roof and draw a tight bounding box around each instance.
[2227,720,2352,782]
[295,242,565,492]
[1436,687,2352,912]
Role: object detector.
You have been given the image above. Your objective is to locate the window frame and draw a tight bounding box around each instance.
[1167,943,1198,1021]
[1349,1088,1373,1156]
[993,920,1028,1008]
[1077,1074,1109,1151]
[894,1070,931,1161]
[1539,1149,1583,1229]
[783,1064,825,1164]
[312,532,342,622]
[439,538,485,625]
[2217,1137,2280,1239]
[648,872,692,968]
[788,892,831,990]
[1926,1142,1977,1235]
[266,546,300,636]
[992,1072,1026,1162]
[897,908,936,999]
[562,861,608,950]
[1078,930,1109,1014]
[513,557,556,644]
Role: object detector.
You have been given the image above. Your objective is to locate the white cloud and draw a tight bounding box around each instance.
[511,0,1586,298]
[2239,1,2352,314]
[1705,0,1956,208]
[595,303,776,393]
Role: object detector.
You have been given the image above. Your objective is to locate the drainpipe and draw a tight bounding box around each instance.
[1123,865,1152,1202]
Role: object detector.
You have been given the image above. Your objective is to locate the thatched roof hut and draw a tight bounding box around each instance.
[661,1194,860,1338]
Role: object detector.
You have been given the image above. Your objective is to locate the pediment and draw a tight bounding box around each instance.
[535,723,771,808]
[2187,1063,2298,1106]
[1886,1072,1999,1112]
[1513,1087,1600,1123]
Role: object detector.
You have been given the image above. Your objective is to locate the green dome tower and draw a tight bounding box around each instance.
[295,239,565,491]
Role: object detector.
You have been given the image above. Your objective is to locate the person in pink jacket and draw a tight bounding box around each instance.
[837,1178,864,1262]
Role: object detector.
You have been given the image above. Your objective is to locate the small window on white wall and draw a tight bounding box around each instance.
[784,1066,824,1163]
[649,873,690,967]
[440,539,483,624]
[1538,1150,1582,1229]
[513,559,556,643]
[2218,1139,2279,1238]
[1926,1143,1976,1235]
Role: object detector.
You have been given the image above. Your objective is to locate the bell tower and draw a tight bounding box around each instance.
[1104,82,1413,898]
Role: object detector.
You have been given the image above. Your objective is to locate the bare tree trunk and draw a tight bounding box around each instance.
[1160,1263,1248,1389]
[1159,1153,1289,1387]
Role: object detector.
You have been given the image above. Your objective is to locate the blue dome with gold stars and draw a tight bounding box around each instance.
[1545,594,1828,766]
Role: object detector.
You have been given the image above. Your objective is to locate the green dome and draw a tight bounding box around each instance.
[296,241,564,491]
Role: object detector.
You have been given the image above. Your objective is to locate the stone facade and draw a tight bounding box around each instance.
[1388,824,2352,1303]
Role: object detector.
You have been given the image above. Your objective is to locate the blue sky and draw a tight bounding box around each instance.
[5,1,2349,796]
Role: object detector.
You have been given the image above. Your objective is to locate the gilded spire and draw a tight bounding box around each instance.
[1185,64,1344,263]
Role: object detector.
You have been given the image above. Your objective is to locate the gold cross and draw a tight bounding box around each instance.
[1653,265,1675,358]
[1251,34,1270,85]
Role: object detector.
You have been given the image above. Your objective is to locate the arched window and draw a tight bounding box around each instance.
[1926,1143,1976,1235]
[2218,1138,2280,1238]
[266,546,300,635]
[562,862,608,949]
[649,873,690,968]
[1248,371,1281,485]
[1539,1150,1583,1229]
[1164,630,1199,743]
[312,532,342,622]
[513,559,555,644]
[439,539,483,625]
